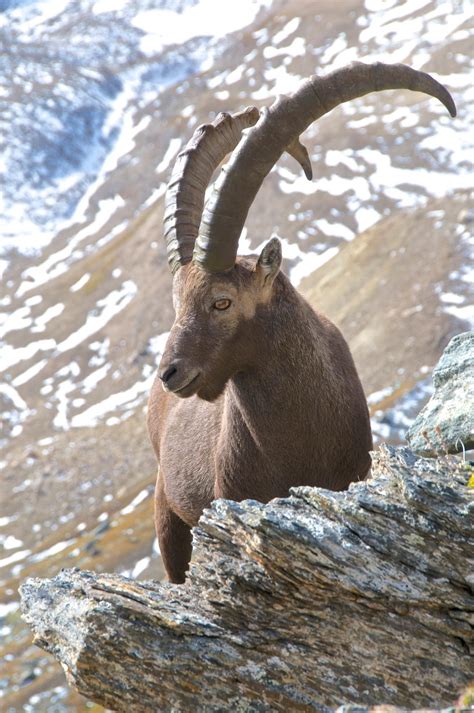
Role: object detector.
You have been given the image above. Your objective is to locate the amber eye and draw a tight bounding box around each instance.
[213,298,231,311]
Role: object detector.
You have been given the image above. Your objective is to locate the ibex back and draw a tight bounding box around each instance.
[147,62,456,583]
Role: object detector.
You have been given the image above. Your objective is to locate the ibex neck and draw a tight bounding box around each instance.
[225,280,325,447]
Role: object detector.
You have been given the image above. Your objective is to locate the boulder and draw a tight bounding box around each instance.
[20,446,473,712]
[407,331,474,456]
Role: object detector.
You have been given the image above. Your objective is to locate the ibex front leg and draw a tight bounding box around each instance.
[154,474,192,584]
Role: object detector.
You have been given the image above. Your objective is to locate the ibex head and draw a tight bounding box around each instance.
[158,62,455,401]
[160,239,282,401]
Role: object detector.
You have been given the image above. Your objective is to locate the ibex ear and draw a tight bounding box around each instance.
[256,237,282,286]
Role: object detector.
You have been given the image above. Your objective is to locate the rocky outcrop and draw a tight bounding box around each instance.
[20,445,473,712]
[407,331,474,456]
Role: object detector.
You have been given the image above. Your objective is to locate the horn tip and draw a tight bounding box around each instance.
[447,99,457,118]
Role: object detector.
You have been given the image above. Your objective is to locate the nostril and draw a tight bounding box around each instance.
[160,364,178,384]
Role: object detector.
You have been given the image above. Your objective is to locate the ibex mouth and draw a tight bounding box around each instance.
[169,372,201,397]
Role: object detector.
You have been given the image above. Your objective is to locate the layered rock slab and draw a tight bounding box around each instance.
[20,446,473,712]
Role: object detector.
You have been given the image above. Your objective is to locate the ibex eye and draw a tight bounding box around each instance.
[213,298,231,310]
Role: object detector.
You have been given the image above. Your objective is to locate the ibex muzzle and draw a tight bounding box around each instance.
[147,62,456,583]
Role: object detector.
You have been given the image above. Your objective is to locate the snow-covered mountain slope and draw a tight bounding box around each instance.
[0,0,273,251]
[1,0,472,453]
[0,0,473,709]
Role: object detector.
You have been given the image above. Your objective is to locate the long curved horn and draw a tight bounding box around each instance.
[193,62,456,272]
[163,106,259,274]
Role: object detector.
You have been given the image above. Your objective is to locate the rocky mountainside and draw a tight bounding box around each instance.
[0,0,473,710]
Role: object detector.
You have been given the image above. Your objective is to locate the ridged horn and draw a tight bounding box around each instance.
[193,61,456,273]
[163,106,260,274]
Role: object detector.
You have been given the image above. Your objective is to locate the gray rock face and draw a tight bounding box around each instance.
[20,446,473,712]
[407,331,474,456]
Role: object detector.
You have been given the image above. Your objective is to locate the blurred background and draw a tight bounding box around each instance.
[0,0,472,709]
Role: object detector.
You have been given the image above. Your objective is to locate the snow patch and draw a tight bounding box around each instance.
[56,281,137,354]
[70,273,91,292]
[17,197,125,297]
[12,360,48,387]
[156,138,182,174]
[133,0,272,56]
[273,17,301,45]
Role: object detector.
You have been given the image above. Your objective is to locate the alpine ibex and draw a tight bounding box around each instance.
[147,62,456,583]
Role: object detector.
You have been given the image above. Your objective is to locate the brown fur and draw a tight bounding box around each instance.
[147,247,372,583]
